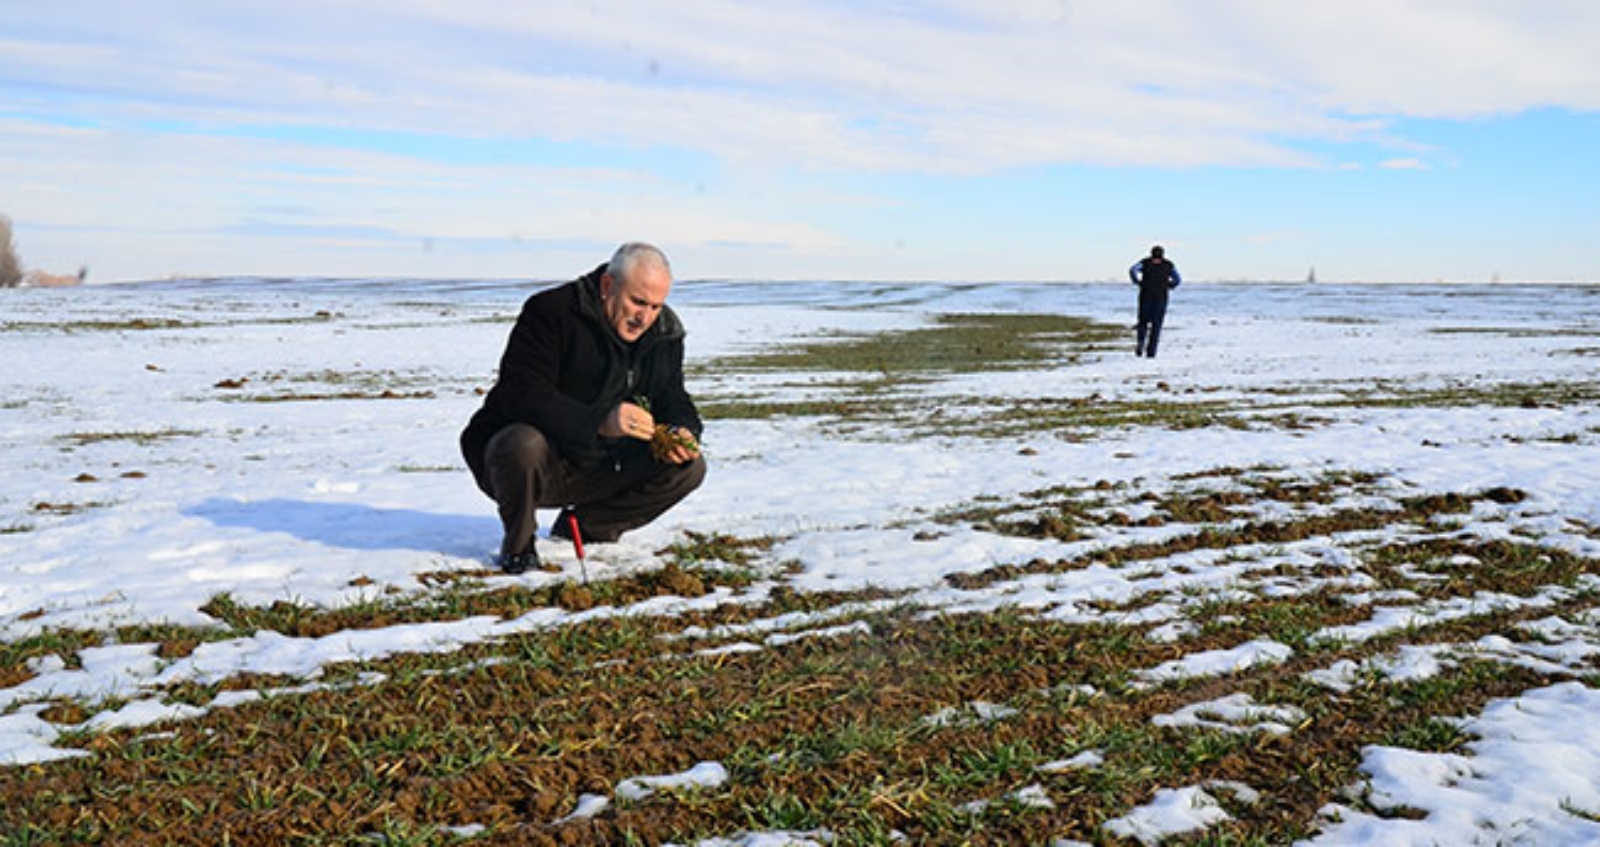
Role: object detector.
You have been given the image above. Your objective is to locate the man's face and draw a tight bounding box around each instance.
[600,261,671,343]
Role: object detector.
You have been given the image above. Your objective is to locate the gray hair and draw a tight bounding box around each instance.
[609,242,671,284]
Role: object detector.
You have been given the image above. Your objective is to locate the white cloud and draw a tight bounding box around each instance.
[3,1,1598,280]
[1215,0,1600,118]
[8,1,1595,176]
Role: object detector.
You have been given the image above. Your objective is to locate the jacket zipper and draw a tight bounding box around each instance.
[617,365,636,473]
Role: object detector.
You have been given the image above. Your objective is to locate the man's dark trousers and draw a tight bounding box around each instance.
[1137,296,1169,358]
[472,423,706,558]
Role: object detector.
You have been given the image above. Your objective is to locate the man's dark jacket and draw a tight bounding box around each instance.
[460,264,702,482]
[1132,257,1179,305]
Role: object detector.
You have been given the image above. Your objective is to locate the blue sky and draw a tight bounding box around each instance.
[3,1,1597,283]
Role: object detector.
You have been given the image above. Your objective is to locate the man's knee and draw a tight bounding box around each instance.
[487,424,549,469]
[655,454,707,501]
[643,455,706,524]
[482,424,556,499]
[680,454,707,493]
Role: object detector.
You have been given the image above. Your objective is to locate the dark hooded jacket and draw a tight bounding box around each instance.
[460,264,702,480]
[1130,255,1181,301]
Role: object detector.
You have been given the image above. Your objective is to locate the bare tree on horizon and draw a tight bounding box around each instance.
[0,215,23,288]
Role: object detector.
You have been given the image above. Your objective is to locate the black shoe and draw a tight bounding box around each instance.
[550,510,593,541]
[549,510,578,541]
[550,510,616,544]
[499,547,541,575]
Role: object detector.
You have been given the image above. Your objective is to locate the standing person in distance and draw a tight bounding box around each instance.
[1129,244,1182,358]
[460,242,706,575]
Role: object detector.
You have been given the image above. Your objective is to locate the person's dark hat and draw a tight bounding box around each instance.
[1151,245,1164,258]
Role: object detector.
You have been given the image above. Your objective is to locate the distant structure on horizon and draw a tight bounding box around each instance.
[1307,266,1317,284]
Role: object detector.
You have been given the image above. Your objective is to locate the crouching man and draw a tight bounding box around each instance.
[460,242,706,574]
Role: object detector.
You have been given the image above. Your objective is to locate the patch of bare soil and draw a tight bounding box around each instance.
[3,591,1577,845]
[949,486,1528,590]
[5,486,1596,846]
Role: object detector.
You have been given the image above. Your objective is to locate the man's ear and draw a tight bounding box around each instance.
[599,272,613,299]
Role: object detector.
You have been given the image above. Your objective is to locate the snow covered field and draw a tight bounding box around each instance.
[3,278,1600,845]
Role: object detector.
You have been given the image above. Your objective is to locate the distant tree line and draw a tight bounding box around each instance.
[0,214,22,288]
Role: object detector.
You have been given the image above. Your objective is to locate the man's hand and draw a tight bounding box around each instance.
[600,401,656,442]
[652,425,700,464]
